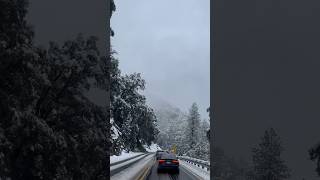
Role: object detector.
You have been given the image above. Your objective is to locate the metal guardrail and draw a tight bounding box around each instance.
[178,156,210,171]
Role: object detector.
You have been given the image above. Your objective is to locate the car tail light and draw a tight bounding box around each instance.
[172,160,179,164]
[159,160,165,164]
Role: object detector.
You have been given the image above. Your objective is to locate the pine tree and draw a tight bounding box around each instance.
[152,100,210,160]
[186,103,201,151]
[250,128,290,180]
[198,120,210,160]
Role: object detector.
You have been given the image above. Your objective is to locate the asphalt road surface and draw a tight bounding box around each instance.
[147,160,201,180]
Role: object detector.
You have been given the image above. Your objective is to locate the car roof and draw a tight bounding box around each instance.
[159,153,177,159]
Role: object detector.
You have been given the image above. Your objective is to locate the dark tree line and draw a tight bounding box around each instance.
[309,142,320,176]
[212,147,249,180]
[0,0,110,179]
[213,126,320,179]
[213,128,290,180]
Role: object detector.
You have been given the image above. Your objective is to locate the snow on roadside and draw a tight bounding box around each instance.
[110,154,154,180]
[143,143,161,152]
[180,160,210,180]
[110,154,146,171]
[110,151,143,164]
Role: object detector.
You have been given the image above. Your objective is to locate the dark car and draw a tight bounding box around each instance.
[157,153,179,174]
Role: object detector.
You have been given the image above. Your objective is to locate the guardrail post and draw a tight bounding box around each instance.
[179,156,210,172]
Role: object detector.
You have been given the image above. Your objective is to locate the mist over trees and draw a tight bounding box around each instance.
[185,103,210,160]
[154,101,210,161]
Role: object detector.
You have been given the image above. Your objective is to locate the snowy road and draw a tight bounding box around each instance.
[147,160,204,180]
[110,152,209,180]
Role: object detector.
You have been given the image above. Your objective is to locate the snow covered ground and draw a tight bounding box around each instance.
[110,154,154,180]
[180,160,210,180]
[110,154,147,172]
[110,151,144,164]
[110,143,160,164]
[143,143,161,152]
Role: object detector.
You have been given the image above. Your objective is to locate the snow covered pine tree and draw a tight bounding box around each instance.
[249,128,290,180]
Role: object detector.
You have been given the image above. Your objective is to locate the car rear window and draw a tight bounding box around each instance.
[160,153,177,160]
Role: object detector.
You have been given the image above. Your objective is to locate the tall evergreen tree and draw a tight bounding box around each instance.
[250,128,290,180]
[192,120,210,160]
[186,103,201,150]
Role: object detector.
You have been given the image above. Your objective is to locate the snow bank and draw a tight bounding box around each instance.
[110,151,143,164]
[143,143,161,152]
[180,160,210,180]
[110,154,154,180]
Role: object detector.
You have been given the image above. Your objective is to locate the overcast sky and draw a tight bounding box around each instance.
[111,0,210,118]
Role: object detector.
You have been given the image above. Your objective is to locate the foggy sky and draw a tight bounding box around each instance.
[215,0,320,179]
[111,0,210,118]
